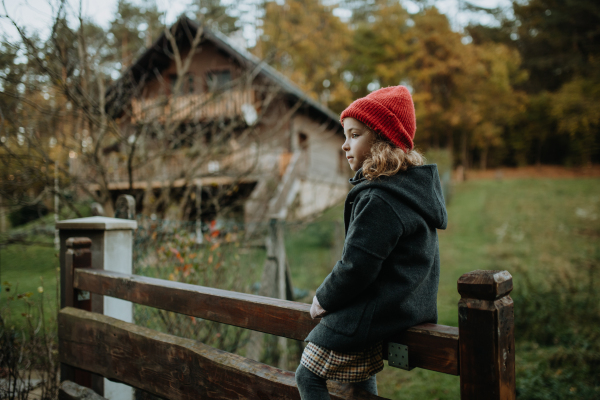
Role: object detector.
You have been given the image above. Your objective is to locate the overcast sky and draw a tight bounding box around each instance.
[1,0,512,47]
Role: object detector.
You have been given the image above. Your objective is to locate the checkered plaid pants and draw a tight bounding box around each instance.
[300,342,383,382]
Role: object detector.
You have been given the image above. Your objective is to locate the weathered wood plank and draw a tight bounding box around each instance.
[385,324,459,375]
[73,268,460,374]
[458,270,515,400]
[457,270,513,301]
[58,308,386,400]
[62,238,99,393]
[74,268,316,340]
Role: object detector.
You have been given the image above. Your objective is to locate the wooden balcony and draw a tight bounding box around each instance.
[131,89,255,124]
[88,145,284,192]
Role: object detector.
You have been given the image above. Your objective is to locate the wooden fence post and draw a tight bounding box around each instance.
[114,194,136,220]
[246,218,295,367]
[61,237,94,390]
[57,216,137,400]
[458,270,516,400]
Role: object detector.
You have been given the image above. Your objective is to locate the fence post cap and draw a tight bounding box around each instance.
[57,216,137,231]
[66,237,92,249]
[457,270,513,300]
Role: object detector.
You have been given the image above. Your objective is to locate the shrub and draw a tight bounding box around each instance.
[8,202,49,227]
[513,259,600,399]
[0,282,59,400]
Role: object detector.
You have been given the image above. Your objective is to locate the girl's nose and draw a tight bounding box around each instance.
[342,140,350,151]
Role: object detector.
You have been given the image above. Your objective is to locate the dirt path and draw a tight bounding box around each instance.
[456,165,600,181]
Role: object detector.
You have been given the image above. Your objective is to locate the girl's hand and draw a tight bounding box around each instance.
[310,295,328,319]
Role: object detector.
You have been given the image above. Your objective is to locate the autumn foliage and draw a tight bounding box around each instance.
[256,0,599,169]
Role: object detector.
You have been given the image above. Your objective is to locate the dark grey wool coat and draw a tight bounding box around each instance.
[306,164,448,352]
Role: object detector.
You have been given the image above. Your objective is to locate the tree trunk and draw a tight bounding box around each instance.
[461,130,468,180]
[448,129,455,168]
[0,194,6,233]
[480,146,488,171]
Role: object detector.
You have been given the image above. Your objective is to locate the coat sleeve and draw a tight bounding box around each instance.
[315,193,403,312]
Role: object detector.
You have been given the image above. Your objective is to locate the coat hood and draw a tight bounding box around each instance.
[349,165,447,230]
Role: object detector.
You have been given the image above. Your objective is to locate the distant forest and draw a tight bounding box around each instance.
[257,0,600,168]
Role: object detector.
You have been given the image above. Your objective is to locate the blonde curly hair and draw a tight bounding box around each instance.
[362,130,425,181]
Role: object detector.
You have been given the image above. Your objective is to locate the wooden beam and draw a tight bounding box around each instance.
[74,268,316,340]
[74,268,460,375]
[458,270,515,400]
[62,238,102,393]
[385,323,459,375]
[58,308,385,400]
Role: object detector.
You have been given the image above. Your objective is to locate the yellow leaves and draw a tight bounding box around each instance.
[449,114,461,127]
[258,0,352,111]
[551,76,600,138]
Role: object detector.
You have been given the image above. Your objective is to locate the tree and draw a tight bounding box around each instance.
[345,4,526,169]
[550,68,600,165]
[257,0,352,112]
[345,0,413,99]
[108,0,164,69]
[512,0,600,93]
[466,0,600,165]
[192,0,240,35]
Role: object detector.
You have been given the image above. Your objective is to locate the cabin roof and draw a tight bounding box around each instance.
[106,16,341,129]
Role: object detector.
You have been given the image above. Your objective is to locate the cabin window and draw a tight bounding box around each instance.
[206,70,232,91]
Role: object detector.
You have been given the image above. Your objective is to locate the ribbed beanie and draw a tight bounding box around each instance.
[340,86,416,151]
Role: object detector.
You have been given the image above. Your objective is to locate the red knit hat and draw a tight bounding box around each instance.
[340,86,416,151]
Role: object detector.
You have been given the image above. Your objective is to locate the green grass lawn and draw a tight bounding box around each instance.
[1,202,91,328]
[0,243,59,329]
[284,177,600,399]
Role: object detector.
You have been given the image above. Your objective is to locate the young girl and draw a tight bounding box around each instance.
[295,86,448,399]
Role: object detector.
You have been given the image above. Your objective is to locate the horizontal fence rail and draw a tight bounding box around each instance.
[73,268,460,375]
[58,307,383,400]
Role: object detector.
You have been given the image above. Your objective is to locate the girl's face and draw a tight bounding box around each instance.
[342,117,373,171]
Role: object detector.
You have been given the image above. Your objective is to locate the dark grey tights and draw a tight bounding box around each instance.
[295,364,378,400]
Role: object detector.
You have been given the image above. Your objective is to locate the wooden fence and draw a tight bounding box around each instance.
[59,236,515,400]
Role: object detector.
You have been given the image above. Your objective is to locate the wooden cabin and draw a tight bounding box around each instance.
[94,16,350,229]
